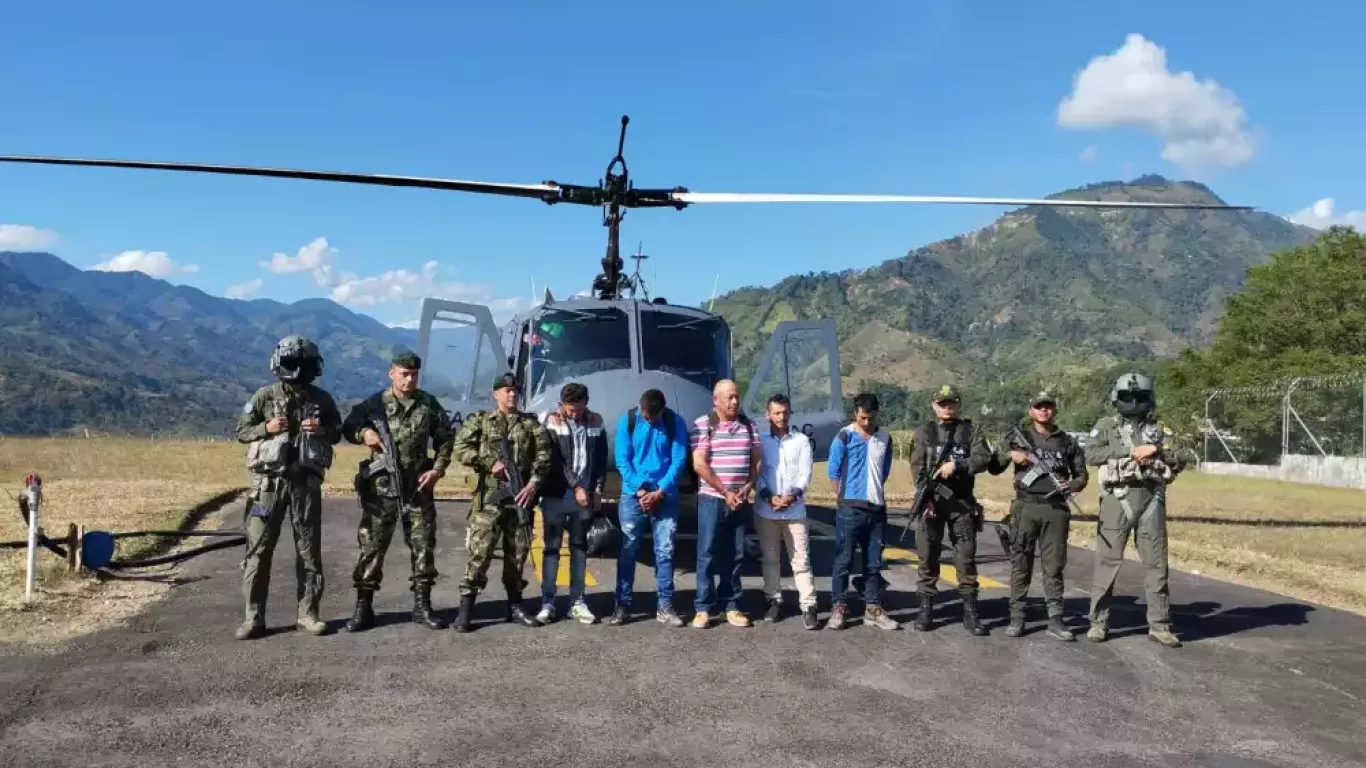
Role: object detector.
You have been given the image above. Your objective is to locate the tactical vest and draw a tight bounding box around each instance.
[244,384,333,477]
[1012,427,1078,497]
[919,418,976,498]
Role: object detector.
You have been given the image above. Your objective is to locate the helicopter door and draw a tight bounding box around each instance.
[415,298,508,429]
[741,319,843,462]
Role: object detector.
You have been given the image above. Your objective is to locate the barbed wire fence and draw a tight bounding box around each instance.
[1203,372,1366,466]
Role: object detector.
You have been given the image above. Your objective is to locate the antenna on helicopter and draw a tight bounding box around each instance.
[626,241,651,300]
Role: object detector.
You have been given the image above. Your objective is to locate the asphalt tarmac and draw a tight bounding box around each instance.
[2,496,1364,768]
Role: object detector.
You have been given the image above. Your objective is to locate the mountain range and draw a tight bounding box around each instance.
[0,251,432,435]
[711,175,1319,397]
[1,174,1322,436]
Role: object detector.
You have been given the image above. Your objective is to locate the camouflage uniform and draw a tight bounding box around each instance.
[340,367,455,631]
[234,338,342,640]
[907,385,994,636]
[1086,373,1190,648]
[452,388,551,629]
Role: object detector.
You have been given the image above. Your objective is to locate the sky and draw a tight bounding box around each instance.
[2,1,1363,328]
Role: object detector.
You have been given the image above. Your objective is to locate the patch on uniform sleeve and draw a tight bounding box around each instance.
[243,400,254,414]
[1163,426,1173,435]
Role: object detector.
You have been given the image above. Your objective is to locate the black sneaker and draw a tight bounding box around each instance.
[607,605,630,626]
[802,606,819,630]
[764,599,782,623]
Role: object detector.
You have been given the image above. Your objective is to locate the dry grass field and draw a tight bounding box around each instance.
[1,435,1363,649]
[0,436,474,650]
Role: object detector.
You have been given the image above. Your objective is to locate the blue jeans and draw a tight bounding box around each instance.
[540,496,587,604]
[831,505,887,606]
[615,493,679,609]
[695,494,749,614]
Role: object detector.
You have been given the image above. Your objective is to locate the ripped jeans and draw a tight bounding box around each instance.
[615,493,679,610]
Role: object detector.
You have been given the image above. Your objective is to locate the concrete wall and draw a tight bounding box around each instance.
[1201,454,1366,490]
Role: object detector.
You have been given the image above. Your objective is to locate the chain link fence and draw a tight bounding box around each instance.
[1201,372,1366,489]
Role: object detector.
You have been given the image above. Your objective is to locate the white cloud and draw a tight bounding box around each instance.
[1287,198,1366,231]
[0,224,61,250]
[1057,33,1256,169]
[1079,145,1098,163]
[90,250,199,278]
[258,237,337,288]
[328,260,533,325]
[225,278,264,299]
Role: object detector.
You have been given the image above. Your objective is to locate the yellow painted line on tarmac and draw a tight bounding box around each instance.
[882,546,1008,590]
[527,507,598,588]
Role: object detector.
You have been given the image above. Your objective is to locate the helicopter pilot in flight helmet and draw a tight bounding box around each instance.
[1110,372,1155,420]
[270,335,323,386]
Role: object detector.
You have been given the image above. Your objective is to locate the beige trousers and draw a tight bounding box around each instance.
[755,516,817,609]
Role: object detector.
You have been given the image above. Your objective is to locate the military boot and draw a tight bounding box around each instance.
[412,586,448,630]
[454,594,476,633]
[1148,628,1182,648]
[1047,616,1075,642]
[912,596,933,632]
[1004,617,1026,638]
[344,589,375,632]
[1086,622,1107,642]
[507,595,540,627]
[961,595,988,636]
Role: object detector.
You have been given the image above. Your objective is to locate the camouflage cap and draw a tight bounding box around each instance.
[492,372,519,391]
[1030,389,1058,407]
[932,384,961,403]
[390,348,422,369]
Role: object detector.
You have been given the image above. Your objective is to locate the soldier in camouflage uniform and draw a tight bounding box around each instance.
[1085,372,1189,648]
[993,390,1088,641]
[234,336,342,640]
[908,384,994,636]
[452,372,552,632]
[340,348,455,632]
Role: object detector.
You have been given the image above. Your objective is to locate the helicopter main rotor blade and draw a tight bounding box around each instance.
[0,155,559,199]
[671,191,1253,210]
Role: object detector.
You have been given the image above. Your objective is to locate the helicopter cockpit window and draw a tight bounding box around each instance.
[639,311,731,390]
[525,307,632,397]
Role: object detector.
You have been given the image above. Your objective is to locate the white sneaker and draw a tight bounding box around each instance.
[570,600,597,624]
[536,603,556,624]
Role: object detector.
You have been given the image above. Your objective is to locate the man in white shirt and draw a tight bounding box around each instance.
[754,393,819,629]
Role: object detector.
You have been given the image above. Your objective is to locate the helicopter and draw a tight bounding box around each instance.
[0,115,1253,525]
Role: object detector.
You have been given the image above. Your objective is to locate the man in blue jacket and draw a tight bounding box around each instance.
[610,388,689,627]
[827,392,900,631]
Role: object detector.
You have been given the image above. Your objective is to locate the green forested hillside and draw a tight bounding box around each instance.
[712,175,1319,431]
[0,251,418,436]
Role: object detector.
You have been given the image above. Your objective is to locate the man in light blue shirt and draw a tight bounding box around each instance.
[826,392,900,631]
[610,388,689,627]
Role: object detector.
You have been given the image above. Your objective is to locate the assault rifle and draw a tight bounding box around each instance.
[487,436,533,535]
[1007,417,1084,517]
[360,398,406,505]
[900,436,956,544]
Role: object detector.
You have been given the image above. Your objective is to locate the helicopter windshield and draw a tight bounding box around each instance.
[639,310,731,390]
[526,306,632,396]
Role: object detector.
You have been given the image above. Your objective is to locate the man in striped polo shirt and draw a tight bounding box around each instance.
[689,379,762,628]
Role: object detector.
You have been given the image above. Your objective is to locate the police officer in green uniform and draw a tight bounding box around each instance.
[996,390,1088,641]
[1085,372,1189,648]
[234,336,342,640]
[451,372,552,632]
[908,384,993,636]
[340,348,455,632]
